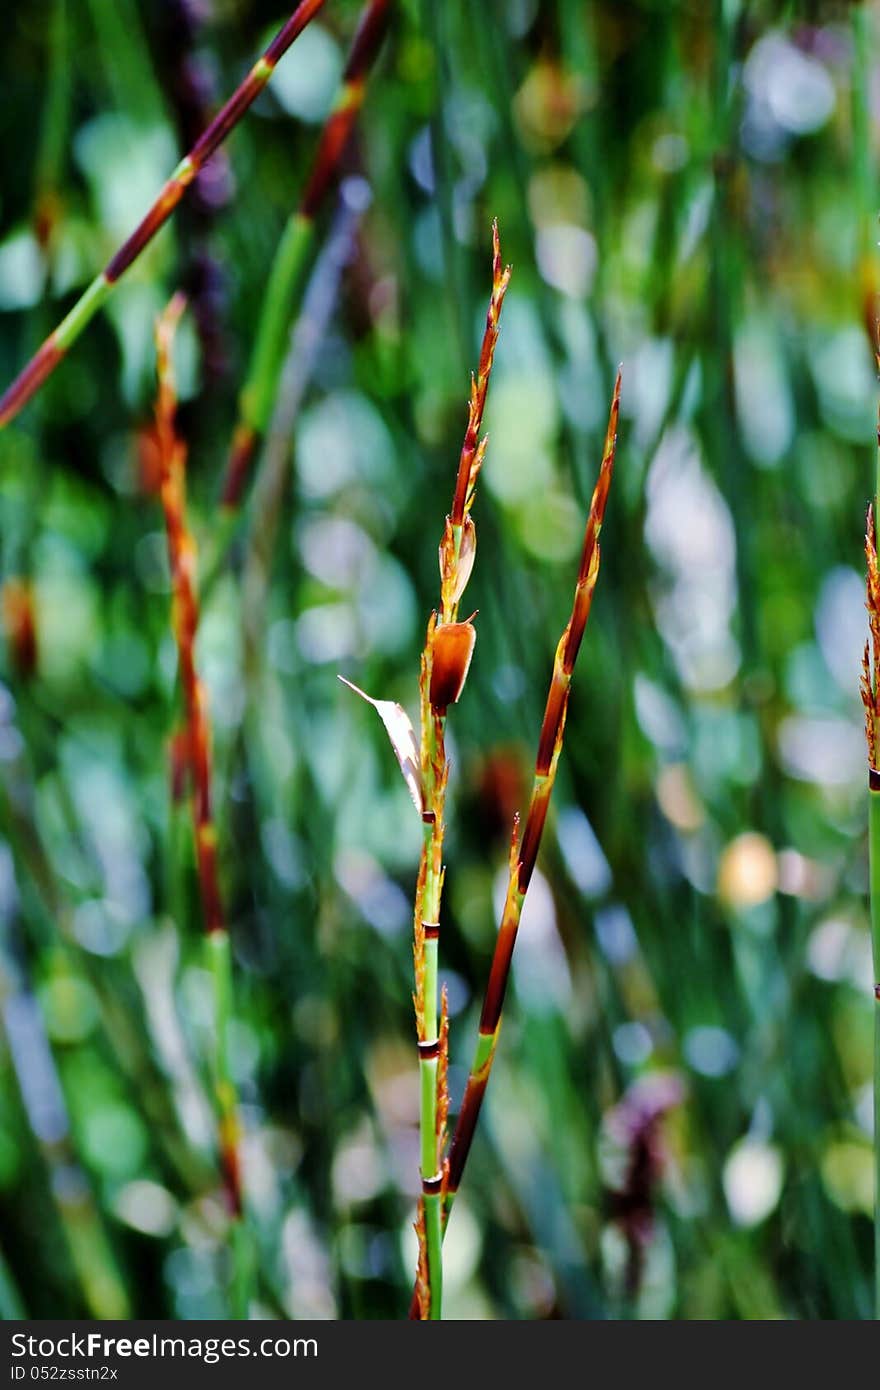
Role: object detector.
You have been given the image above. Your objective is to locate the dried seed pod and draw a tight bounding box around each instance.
[136,424,163,497]
[429,619,476,712]
[1,578,37,678]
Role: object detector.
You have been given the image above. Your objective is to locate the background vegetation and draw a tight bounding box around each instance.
[0,0,878,1319]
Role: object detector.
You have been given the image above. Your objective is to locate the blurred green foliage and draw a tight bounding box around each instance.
[0,0,878,1319]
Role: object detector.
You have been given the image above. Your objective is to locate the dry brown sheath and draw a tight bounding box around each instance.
[2,579,38,678]
[155,297,225,937]
[450,223,510,526]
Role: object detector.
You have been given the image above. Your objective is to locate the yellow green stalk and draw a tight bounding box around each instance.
[0,0,329,428]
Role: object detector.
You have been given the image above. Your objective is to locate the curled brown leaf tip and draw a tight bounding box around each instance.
[154,293,224,937]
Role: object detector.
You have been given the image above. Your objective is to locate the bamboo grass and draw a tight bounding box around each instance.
[875,372,880,1325]
[446,371,620,1209]
[870,789,880,1321]
[0,0,328,429]
[406,370,621,1317]
[32,0,71,261]
[154,296,248,1313]
[222,0,391,508]
[242,179,370,674]
[411,225,510,1320]
[156,0,235,383]
[0,1246,25,1321]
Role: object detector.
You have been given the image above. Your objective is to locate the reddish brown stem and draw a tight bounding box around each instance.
[0,0,328,428]
[155,295,224,937]
[220,0,391,506]
[450,222,511,526]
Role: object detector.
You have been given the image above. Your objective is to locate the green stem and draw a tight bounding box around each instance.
[853,9,872,232]
[423,929,438,1044]
[0,0,328,427]
[876,1002,880,1321]
[34,0,71,234]
[223,0,391,505]
[85,0,164,128]
[207,929,232,1099]
[423,1192,443,1319]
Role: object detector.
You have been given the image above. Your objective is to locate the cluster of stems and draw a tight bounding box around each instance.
[153,297,244,1266]
[223,0,391,506]
[445,370,621,1213]
[859,415,880,1319]
[0,0,330,429]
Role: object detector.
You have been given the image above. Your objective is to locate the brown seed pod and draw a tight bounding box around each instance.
[439,514,477,607]
[169,725,192,804]
[429,619,476,712]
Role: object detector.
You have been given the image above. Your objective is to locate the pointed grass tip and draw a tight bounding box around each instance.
[490,217,512,287]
